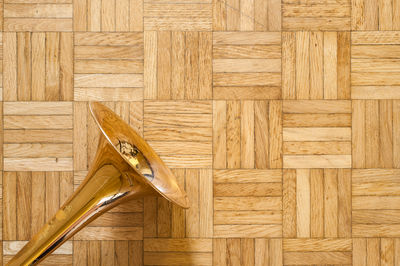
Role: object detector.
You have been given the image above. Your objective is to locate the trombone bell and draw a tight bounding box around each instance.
[7,102,190,266]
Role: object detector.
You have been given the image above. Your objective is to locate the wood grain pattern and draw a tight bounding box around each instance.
[283,169,351,238]
[282,32,350,100]
[352,32,400,99]
[282,0,351,30]
[1,2,400,265]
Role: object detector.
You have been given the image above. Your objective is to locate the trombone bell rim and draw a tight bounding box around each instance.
[89,101,190,209]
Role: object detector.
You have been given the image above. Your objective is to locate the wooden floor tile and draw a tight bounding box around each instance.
[74,0,143,32]
[213,0,281,31]
[3,102,73,171]
[144,31,212,100]
[282,32,350,100]
[352,32,400,99]
[283,169,351,238]
[74,33,143,102]
[213,32,281,100]
[283,100,352,168]
[3,32,73,101]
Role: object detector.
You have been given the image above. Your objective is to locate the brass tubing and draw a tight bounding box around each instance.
[7,102,189,265]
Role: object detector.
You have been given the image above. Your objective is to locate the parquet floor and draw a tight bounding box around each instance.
[0,0,399,265]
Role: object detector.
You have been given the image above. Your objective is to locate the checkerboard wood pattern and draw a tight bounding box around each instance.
[1,1,400,265]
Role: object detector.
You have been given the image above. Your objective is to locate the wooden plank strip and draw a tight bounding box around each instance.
[144,239,212,252]
[214,210,281,225]
[324,32,338,99]
[283,251,352,264]
[353,86,400,99]
[337,32,351,99]
[73,0,86,30]
[157,31,171,99]
[171,31,185,100]
[214,183,282,197]
[213,59,281,73]
[295,32,310,99]
[4,102,72,115]
[324,169,338,237]
[309,32,323,99]
[74,74,143,88]
[282,32,296,99]
[352,196,400,210]
[284,141,351,155]
[283,113,351,127]
[186,169,199,237]
[352,31,400,44]
[283,128,351,141]
[284,155,352,168]
[4,144,72,158]
[310,169,323,238]
[269,100,282,168]
[144,113,212,128]
[213,86,281,100]
[296,169,310,237]
[214,196,282,211]
[4,129,73,143]
[31,172,46,236]
[45,32,60,100]
[59,32,73,101]
[101,0,115,31]
[394,100,400,168]
[213,73,281,87]
[4,18,72,31]
[283,169,296,237]
[4,115,72,129]
[283,239,352,252]
[3,172,17,240]
[283,17,351,31]
[74,32,143,46]
[4,3,72,18]
[130,0,143,31]
[199,32,212,99]
[171,169,185,238]
[4,158,73,171]
[185,32,199,99]
[338,169,351,237]
[213,32,281,45]
[75,227,143,240]
[241,101,254,168]
[213,45,281,59]
[365,100,380,168]
[352,100,366,168]
[283,100,351,113]
[17,32,32,100]
[74,88,143,101]
[379,100,393,168]
[255,101,269,168]
[75,46,143,60]
[227,101,241,168]
[214,224,282,238]
[353,238,367,266]
[213,101,227,168]
[199,169,212,237]
[367,238,380,265]
[31,32,46,101]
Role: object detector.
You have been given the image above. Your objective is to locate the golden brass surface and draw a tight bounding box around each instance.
[7,102,189,266]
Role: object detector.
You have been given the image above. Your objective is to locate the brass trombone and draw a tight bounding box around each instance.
[8,102,190,265]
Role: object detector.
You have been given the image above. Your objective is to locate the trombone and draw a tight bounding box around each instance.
[7,102,189,265]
